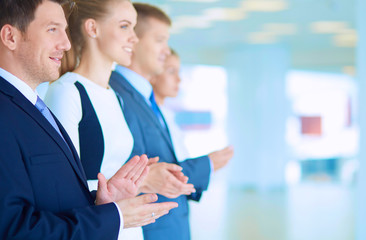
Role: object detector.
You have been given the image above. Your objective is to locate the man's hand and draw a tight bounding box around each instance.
[171,170,188,184]
[147,156,159,166]
[208,146,234,171]
[139,162,195,199]
[117,193,178,228]
[96,155,149,205]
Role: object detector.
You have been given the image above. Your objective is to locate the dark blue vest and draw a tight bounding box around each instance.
[74,81,104,180]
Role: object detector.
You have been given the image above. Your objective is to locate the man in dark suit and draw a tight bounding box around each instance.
[0,0,177,239]
[110,3,234,240]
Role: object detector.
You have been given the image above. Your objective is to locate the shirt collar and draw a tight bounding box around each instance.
[0,67,38,105]
[115,65,153,102]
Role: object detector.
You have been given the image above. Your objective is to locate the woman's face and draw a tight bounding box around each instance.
[95,1,138,66]
[152,54,181,99]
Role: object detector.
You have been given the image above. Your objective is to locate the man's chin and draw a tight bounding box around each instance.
[154,67,164,76]
[48,71,61,83]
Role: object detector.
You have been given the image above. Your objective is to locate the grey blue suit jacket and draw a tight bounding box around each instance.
[110,70,211,240]
[0,76,120,240]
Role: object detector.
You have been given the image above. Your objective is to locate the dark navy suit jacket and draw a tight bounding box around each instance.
[0,76,120,240]
[110,70,211,240]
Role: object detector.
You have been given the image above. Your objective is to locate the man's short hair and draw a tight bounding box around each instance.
[0,0,71,32]
[133,2,171,37]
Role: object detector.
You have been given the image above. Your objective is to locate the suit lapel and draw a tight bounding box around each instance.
[0,77,89,190]
[115,74,175,151]
[156,106,174,145]
[54,115,88,187]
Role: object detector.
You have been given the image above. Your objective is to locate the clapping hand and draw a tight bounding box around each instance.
[118,193,178,228]
[139,161,195,199]
[96,155,149,205]
[208,146,234,171]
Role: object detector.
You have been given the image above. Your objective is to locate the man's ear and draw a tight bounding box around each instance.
[0,24,21,51]
[84,18,98,39]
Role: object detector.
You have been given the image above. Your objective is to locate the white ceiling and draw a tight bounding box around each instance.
[139,0,356,73]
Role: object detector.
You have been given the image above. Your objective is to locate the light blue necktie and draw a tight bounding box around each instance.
[35,96,65,140]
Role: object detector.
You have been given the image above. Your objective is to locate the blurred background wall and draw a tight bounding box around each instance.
[136,0,363,239]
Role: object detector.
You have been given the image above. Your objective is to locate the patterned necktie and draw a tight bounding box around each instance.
[35,96,65,140]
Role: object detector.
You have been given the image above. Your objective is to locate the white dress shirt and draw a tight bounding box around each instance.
[0,68,38,104]
[115,65,153,106]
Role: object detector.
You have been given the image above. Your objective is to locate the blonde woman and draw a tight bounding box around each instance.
[45,0,154,239]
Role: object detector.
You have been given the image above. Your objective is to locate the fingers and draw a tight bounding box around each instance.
[171,171,188,183]
[164,163,188,184]
[130,218,156,228]
[129,155,148,182]
[113,155,140,179]
[169,173,194,192]
[220,146,234,164]
[95,173,109,205]
[145,201,178,216]
[134,165,149,188]
[121,196,178,229]
[228,146,234,158]
[170,175,193,191]
[164,163,182,172]
[209,146,234,171]
[134,193,158,205]
[139,162,195,198]
[180,176,189,184]
[211,145,234,157]
[158,167,195,198]
[97,172,107,190]
[221,146,234,157]
[172,182,196,196]
[130,202,176,227]
[147,156,159,166]
[164,176,195,198]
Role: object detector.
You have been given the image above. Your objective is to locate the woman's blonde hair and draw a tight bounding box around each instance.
[61,0,130,75]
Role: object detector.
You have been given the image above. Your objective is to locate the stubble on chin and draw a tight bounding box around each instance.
[31,65,61,87]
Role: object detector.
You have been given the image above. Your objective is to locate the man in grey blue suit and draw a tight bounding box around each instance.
[110,3,234,240]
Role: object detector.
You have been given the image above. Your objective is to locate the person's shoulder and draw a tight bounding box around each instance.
[0,90,25,128]
[52,72,79,86]
[110,72,128,89]
[47,73,80,93]
[0,91,12,114]
[44,72,81,106]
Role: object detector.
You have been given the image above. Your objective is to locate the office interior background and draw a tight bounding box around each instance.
[136,0,366,239]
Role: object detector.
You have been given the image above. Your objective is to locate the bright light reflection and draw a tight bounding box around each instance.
[165,64,229,156]
[285,70,358,159]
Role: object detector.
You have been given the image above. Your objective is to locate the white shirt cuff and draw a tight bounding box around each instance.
[209,158,214,173]
[113,202,124,239]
